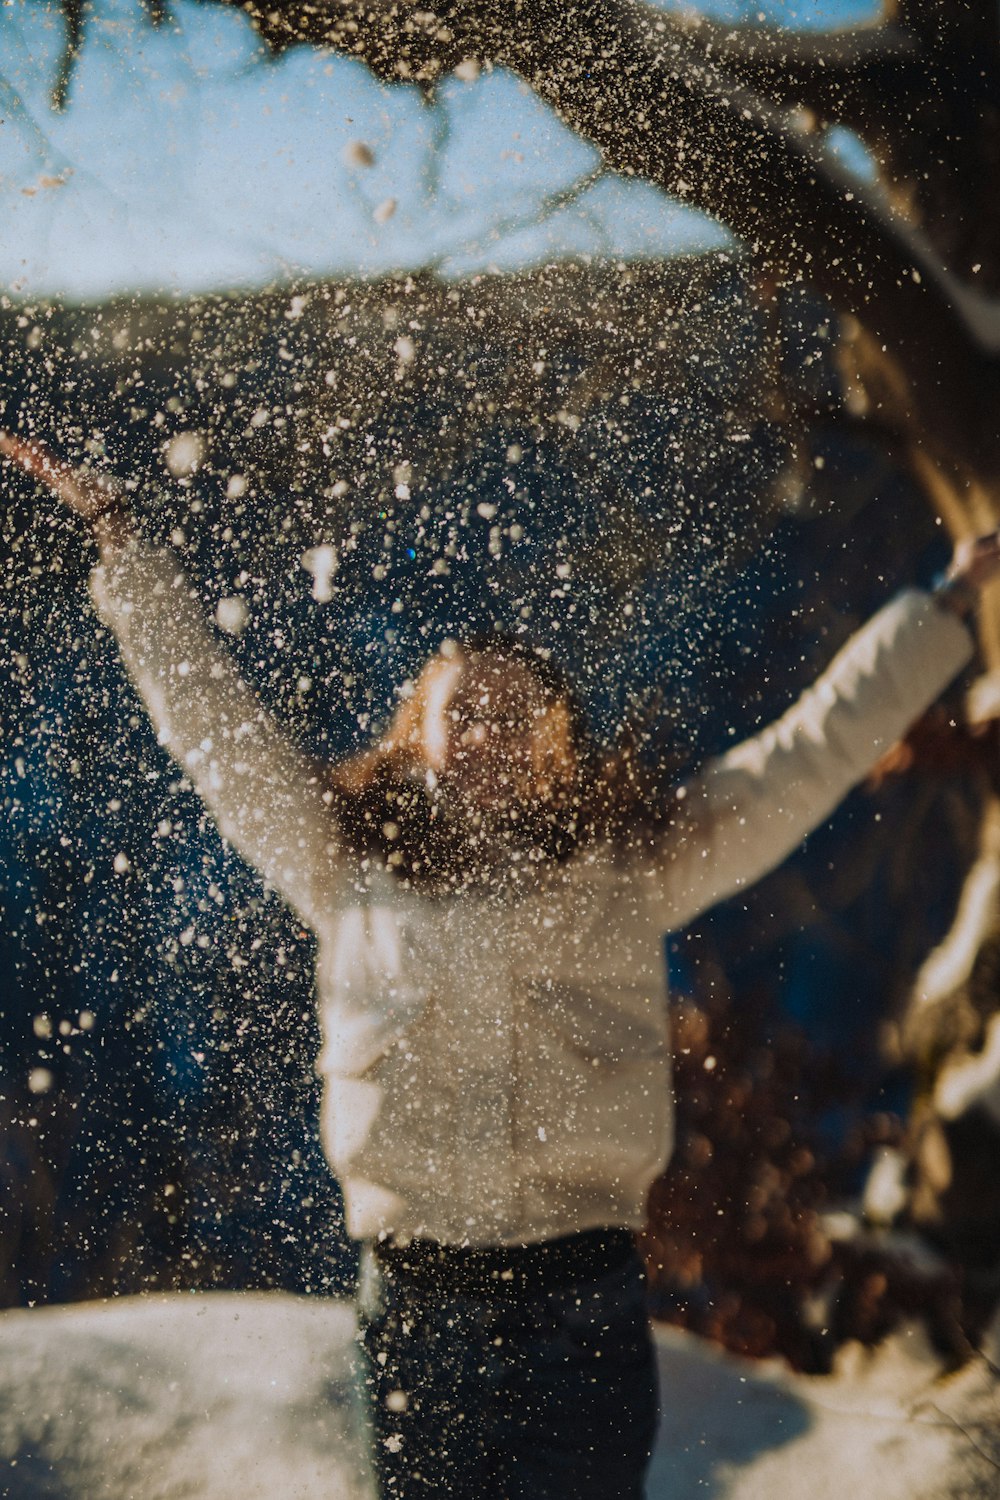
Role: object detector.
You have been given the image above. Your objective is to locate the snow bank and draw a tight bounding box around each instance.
[0,1295,372,1500]
[0,1293,995,1499]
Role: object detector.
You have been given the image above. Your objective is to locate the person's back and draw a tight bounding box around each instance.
[3,427,992,1499]
[314,847,673,1246]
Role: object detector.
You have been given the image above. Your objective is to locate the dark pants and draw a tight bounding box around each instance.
[356,1231,659,1499]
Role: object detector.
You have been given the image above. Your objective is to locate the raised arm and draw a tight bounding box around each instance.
[1,433,349,929]
[649,578,983,932]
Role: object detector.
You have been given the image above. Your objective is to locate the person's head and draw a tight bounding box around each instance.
[331,637,665,886]
[382,638,582,830]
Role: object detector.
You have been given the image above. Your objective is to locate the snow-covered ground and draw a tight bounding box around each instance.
[0,1292,996,1499]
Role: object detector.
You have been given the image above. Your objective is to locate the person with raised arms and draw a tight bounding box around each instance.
[2,429,995,1499]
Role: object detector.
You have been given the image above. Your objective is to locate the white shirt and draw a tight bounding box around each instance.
[92,544,973,1245]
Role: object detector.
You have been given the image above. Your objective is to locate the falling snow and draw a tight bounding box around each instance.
[2,1,1000,1495]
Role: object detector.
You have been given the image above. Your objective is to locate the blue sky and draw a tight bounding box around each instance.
[0,0,876,300]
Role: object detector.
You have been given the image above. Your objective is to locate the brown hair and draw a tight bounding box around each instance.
[326,639,676,891]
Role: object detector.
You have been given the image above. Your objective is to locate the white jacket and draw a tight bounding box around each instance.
[91,544,973,1246]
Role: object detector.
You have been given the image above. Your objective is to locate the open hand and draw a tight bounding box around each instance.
[0,432,123,522]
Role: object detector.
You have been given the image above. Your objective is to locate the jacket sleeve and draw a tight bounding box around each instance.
[90,540,349,929]
[649,589,975,931]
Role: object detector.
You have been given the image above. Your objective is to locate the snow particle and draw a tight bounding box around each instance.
[343,140,376,169]
[216,596,249,635]
[302,545,339,602]
[163,430,206,479]
[373,198,398,225]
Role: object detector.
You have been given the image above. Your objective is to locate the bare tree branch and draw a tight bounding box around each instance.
[503,2,1000,464]
[42,0,1000,470]
[52,0,84,111]
[647,13,923,135]
[53,0,170,109]
[200,0,995,469]
[548,3,1000,297]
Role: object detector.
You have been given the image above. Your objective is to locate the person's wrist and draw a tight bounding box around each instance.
[931,569,977,621]
[92,498,131,555]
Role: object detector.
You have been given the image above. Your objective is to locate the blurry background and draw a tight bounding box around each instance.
[2,0,997,1370]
